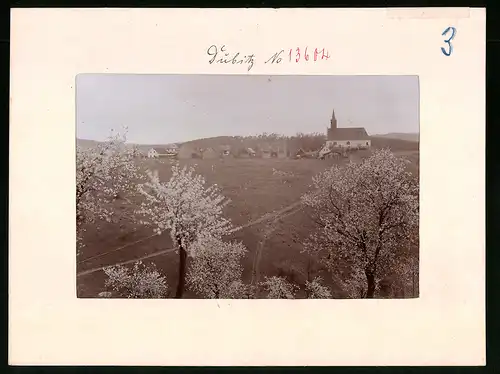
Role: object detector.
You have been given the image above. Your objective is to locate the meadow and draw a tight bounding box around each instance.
[77,145,419,299]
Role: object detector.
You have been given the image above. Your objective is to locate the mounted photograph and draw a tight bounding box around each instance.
[76,74,420,299]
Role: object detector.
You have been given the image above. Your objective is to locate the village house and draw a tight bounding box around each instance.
[165,143,179,155]
[147,143,179,158]
[147,147,164,158]
[246,147,257,157]
[220,145,232,157]
[294,148,306,159]
[325,109,371,149]
[293,148,318,159]
[236,147,256,158]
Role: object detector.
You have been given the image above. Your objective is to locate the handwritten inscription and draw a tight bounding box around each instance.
[265,50,284,64]
[265,48,330,64]
[288,47,330,62]
[207,45,331,70]
[441,26,456,56]
[207,45,256,71]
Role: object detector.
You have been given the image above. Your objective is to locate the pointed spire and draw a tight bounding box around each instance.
[330,108,337,130]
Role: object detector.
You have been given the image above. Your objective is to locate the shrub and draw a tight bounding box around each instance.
[305,276,332,299]
[103,261,169,298]
[260,276,299,299]
[187,235,248,299]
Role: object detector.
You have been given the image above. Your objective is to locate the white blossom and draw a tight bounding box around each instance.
[305,276,332,299]
[136,163,234,298]
[76,128,143,251]
[301,148,419,298]
[137,164,233,253]
[272,168,294,177]
[97,291,112,298]
[103,260,169,298]
[333,266,367,298]
[260,276,299,299]
[393,255,419,297]
[187,235,248,298]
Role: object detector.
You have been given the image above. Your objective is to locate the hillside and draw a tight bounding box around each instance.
[76,139,102,149]
[77,138,174,152]
[181,136,244,149]
[180,136,295,153]
[372,133,419,142]
[369,136,419,152]
[181,135,420,153]
[77,136,242,150]
[77,134,419,154]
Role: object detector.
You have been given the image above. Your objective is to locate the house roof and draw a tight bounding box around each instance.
[328,127,370,140]
[150,147,167,153]
[220,145,231,151]
[150,144,179,153]
[247,148,256,154]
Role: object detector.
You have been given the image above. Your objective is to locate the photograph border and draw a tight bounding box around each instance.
[9,8,485,366]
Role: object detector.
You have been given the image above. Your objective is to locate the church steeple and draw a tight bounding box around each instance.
[327,108,337,140]
[330,108,337,130]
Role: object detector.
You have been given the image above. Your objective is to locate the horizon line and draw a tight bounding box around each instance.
[77,131,420,146]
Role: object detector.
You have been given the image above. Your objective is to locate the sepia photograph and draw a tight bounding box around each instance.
[9,7,486,366]
[76,74,420,300]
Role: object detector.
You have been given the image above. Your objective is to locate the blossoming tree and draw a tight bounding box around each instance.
[260,276,299,299]
[301,149,419,298]
[103,260,169,298]
[137,164,233,298]
[305,276,332,299]
[186,235,248,298]
[76,128,143,253]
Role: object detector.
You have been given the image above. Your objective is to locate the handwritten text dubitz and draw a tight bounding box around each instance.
[207,45,330,71]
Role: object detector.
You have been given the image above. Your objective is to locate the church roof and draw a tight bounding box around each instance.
[328,127,370,141]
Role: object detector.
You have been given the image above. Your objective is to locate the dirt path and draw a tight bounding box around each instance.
[230,200,303,233]
[249,205,304,294]
[77,247,177,277]
[250,225,277,289]
[77,200,305,278]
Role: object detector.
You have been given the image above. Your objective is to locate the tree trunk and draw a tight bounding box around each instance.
[175,247,187,298]
[365,270,376,299]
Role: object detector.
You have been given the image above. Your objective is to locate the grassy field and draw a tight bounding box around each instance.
[77,148,419,298]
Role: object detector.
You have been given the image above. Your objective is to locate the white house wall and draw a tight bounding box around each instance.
[148,150,158,158]
[326,140,371,148]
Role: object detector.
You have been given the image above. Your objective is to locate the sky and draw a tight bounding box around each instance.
[76,74,420,144]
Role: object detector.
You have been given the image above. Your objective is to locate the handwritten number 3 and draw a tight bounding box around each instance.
[441,26,456,56]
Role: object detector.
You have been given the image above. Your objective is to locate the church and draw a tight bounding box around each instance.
[325,109,371,149]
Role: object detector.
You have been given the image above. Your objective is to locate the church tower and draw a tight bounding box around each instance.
[330,108,337,130]
[327,108,337,140]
